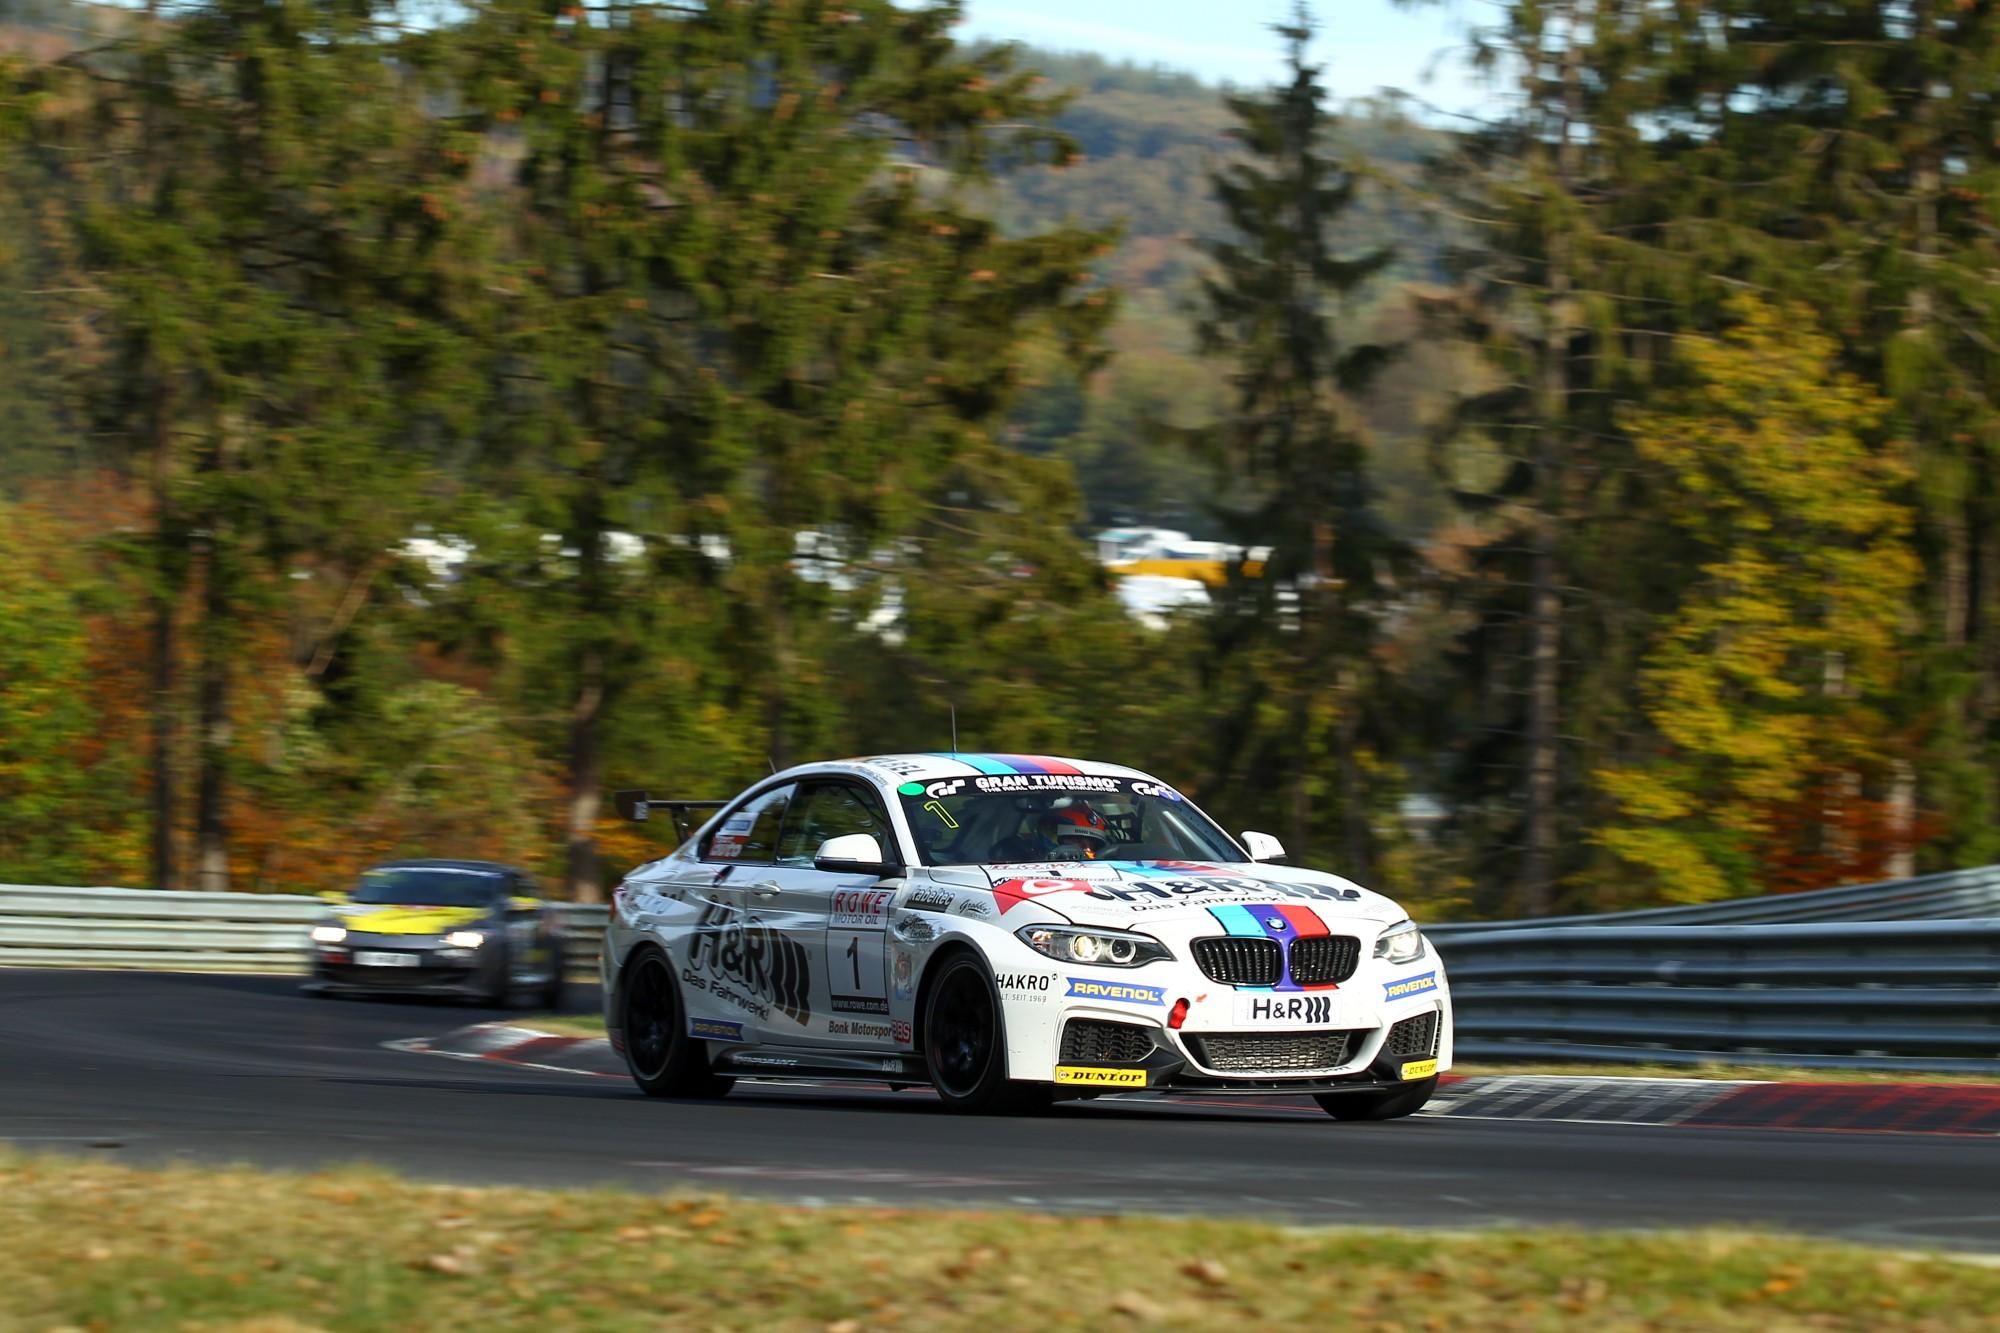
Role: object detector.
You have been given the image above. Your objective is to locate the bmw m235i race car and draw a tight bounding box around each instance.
[602,754,1450,1118]
[305,859,566,1007]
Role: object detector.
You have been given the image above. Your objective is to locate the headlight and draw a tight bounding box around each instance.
[444,930,485,949]
[310,924,347,945]
[1374,920,1425,964]
[1015,925,1171,968]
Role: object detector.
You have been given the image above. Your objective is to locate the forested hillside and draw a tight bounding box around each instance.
[3,0,1994,922]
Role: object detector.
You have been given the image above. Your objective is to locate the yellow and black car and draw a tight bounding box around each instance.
[305,860,565,1007]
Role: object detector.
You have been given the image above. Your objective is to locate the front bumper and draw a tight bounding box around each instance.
[1048,1004,1445,1093]
[306,933,497,998]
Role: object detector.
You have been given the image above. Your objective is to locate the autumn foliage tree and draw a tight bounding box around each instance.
[1597,299,1923,900]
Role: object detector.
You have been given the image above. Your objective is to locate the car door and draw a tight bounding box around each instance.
[770,778,900,1050]
[675,782,811,1045]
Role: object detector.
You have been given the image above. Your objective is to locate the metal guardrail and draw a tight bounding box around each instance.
[0,884,609,984]
[4,881,1997,1074]
[1433,919,2000,1074]
[1425,865,2000,940]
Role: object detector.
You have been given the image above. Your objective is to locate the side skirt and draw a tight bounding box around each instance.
[710,1045,929,1084]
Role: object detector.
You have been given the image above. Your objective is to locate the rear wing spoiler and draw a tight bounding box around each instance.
[612,790,729,841]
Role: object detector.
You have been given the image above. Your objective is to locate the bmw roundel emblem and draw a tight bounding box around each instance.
[1264,916,1285,931]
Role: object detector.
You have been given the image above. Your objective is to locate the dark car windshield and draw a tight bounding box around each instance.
[351,867,504,908]
[897,774,1241,867]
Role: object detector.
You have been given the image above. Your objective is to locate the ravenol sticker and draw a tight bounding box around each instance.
[1400,1058,1439,1081]
[1065,977,1166,1007]
[1382,971,1438,1002]
[1055,1065,1148,1087]
[688,1017,745,1042]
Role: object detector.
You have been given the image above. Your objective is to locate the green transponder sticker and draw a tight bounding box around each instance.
[898,782,925,796]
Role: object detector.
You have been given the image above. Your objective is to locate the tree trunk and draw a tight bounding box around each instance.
[1519,4,1580,919]
[1337,663,1366,874]
[565,646,605,905]
[766,582,792,774]
[1520,527,1560,916]
[148,375,178,891]
[1887,758,1917,879]
[149,584,177,891]
[193,561,230,894]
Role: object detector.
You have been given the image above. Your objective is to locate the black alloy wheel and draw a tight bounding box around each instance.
[620,947,733,1099]
[922,953,1049,1115]
[1314,1074,1438,1122]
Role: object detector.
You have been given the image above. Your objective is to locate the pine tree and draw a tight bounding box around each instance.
[31,1,482,888]
[1403,0,1689,915]
[1636,2,2000,871]
[450,0,1109,899]
[1189,3,1396,871]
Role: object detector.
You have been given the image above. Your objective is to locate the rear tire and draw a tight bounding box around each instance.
[621,948,734,1099]
[1314,1075,1438,1122]
[542,941,566,1011]
[922,952,1050,1115]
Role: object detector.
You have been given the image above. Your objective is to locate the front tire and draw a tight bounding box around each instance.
[922,953,1049,1115]
[1314,1074,1438,1122]
[620,947,734,1099]
[542,937,566,1011]
[480,946,512,1008]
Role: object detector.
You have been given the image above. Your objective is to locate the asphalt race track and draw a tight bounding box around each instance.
[3,970,1996,1252]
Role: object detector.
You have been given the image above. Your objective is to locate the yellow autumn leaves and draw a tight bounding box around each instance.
[1598,297,1921,902]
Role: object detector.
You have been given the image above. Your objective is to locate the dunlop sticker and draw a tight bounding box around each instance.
[1399,1058,1439,1081]
[1054,1065,1148,1088]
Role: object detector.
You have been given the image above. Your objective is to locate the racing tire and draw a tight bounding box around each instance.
[921,952,1051,1116]
[620,947,734,1100]
[1314,1075,1438,1122]
[541,941,566,1011]
[480,946,513,1009]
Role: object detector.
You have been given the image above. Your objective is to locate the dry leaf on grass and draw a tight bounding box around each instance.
[411,1250,479,1277]
[1111,1290,1167,1321]
[1181,1259,1229,1287]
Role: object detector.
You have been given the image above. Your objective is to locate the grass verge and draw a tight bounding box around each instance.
[516,1014,1999,1086]
[2,1151,1993,1331]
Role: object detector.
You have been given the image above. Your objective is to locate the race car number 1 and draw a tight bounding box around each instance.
[826,926,888,1015]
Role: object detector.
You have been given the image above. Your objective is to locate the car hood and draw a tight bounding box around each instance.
[331,904,488,936]
[926,860,1406,932]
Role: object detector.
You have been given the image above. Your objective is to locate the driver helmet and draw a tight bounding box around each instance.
[1040,802,1112,858]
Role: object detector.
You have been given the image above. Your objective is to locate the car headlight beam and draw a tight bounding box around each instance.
[444,930,485,950]
[310,924,347,945]
[1374,920,1426,965]
[1015,925,1170,968]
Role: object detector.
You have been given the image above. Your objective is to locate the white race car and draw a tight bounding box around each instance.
[602,754,1450,1118]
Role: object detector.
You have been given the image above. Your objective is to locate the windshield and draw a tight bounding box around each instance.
[351,867,504,908]
[897,774,1241,867]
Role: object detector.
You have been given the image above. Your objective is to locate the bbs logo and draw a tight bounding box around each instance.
[688,899,812,1025]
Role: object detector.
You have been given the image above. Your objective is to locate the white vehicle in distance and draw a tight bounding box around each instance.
[602,753,1450,1118]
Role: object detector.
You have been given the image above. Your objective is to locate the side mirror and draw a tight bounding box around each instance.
[1242,831,1287,864]
[814,833,897,878]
